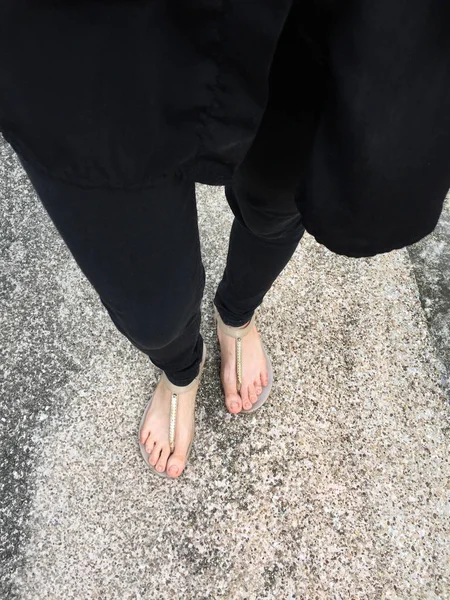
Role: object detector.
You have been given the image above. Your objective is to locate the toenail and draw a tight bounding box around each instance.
[230,402,238,409]
[170,466,179,475]
[157,465,163,471]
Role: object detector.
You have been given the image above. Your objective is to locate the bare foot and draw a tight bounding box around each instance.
[139,378,198,478]
[217,320,269,414]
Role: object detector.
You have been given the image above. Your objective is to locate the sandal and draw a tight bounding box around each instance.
[214,305,273,413]
[138,342,207,477]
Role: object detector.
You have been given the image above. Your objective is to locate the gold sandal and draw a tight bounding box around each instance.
[214,306,273,413]
[138,342,207,477]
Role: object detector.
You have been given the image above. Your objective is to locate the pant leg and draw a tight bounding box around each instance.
[214,106,310,326]
[19,156,205,386]
[214,2,327,326]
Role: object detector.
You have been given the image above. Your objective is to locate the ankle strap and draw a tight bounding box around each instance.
[161,372,200,394]
[214,305,255,339]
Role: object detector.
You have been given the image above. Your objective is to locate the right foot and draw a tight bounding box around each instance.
[139,377,198,478]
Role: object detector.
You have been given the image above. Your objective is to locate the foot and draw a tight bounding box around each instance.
[217,319,269,414]
[139,377,198,478]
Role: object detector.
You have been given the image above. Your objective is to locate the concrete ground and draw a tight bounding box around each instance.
[1,135,449,600]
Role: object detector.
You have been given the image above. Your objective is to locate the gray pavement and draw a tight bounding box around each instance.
[408,205,450,395]
[1,135,449,599]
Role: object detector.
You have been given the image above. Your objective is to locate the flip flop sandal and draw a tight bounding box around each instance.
[214,305,273,413]
[138,342,207,477]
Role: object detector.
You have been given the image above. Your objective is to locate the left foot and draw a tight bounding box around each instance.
[217,320,268,414]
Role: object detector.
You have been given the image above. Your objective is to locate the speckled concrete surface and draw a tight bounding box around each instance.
[408,197,450,395]
[1,137,449,599]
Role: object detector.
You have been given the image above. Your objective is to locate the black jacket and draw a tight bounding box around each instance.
[1,1,449,258]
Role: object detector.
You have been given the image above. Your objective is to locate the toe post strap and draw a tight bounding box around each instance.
[160,343,207,455]
[214,306,256,394]
[162,378,196,454]
[169,393,178,453]
[236,337,242,393]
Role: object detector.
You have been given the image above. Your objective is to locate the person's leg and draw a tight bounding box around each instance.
[214,108,308,413]
[214,0,325,328]
[19,155,204,476]
[213,0,327,414]
[214,111,308,327]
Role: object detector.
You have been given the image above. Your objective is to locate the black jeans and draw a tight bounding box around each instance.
[18,108,306,386]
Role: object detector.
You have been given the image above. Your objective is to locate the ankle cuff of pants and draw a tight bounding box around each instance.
[213,296,255,328]
[151,355,202,387]
[148,334,204,387]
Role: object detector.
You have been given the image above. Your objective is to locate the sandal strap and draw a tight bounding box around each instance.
[161,372,201,395]
[168,393,178,453]
[236,337,243,393]
[214,305,255,339]
[214,306,256,393]
[161,343,207,453]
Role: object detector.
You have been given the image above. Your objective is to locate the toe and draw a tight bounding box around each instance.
[140,423,151,445]
[254,378,263,396]
[223,377,242,413]
[226,391,242,414]
[261,371,269,388]
[240,385,252,411]
[155,446,170,473]
[149,444,162,467]
[145,435,155,455]
[166,453,185,478]
[249,385,258,405]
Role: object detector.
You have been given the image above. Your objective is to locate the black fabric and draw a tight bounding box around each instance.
[0,0,291,187]
[215,106,306,325]
[16,104,305,384]
[1,0,450,257]
[18,154,206,386]
[297,1,450,257]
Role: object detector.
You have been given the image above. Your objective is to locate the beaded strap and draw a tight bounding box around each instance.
[214,306,255,394]
[169,394,178,453]
[161,344,206,454]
